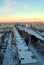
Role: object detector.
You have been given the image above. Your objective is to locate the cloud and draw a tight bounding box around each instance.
[0,0,17,14]
[24,4,29,8]
[0,7,10,13]
[4,0,16,7]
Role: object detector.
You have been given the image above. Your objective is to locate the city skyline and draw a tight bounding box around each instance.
[0,0,44,22]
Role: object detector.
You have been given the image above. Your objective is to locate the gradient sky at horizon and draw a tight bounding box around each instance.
[0,0,44,22]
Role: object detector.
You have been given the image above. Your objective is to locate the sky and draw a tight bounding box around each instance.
[0,0,44,22]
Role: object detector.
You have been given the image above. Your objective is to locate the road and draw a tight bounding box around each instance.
[3,33,17,65]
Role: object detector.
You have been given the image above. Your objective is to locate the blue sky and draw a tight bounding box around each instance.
[0,0,44,22]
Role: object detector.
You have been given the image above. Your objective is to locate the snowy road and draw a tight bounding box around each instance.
[3,33,17,65]
[3,34,12,65]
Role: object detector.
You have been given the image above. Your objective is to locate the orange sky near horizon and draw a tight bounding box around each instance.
[0,0,44,22]
[0,16,44,22]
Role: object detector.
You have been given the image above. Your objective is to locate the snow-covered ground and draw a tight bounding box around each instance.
[13,27,39,65]
[28,43,44,65]
[0,26,44,65]
[0,33,3,37]
[17,26,44,65]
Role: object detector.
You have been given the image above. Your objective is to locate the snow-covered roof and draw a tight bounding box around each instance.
[18,26,44,41]
[41,32,44,36]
